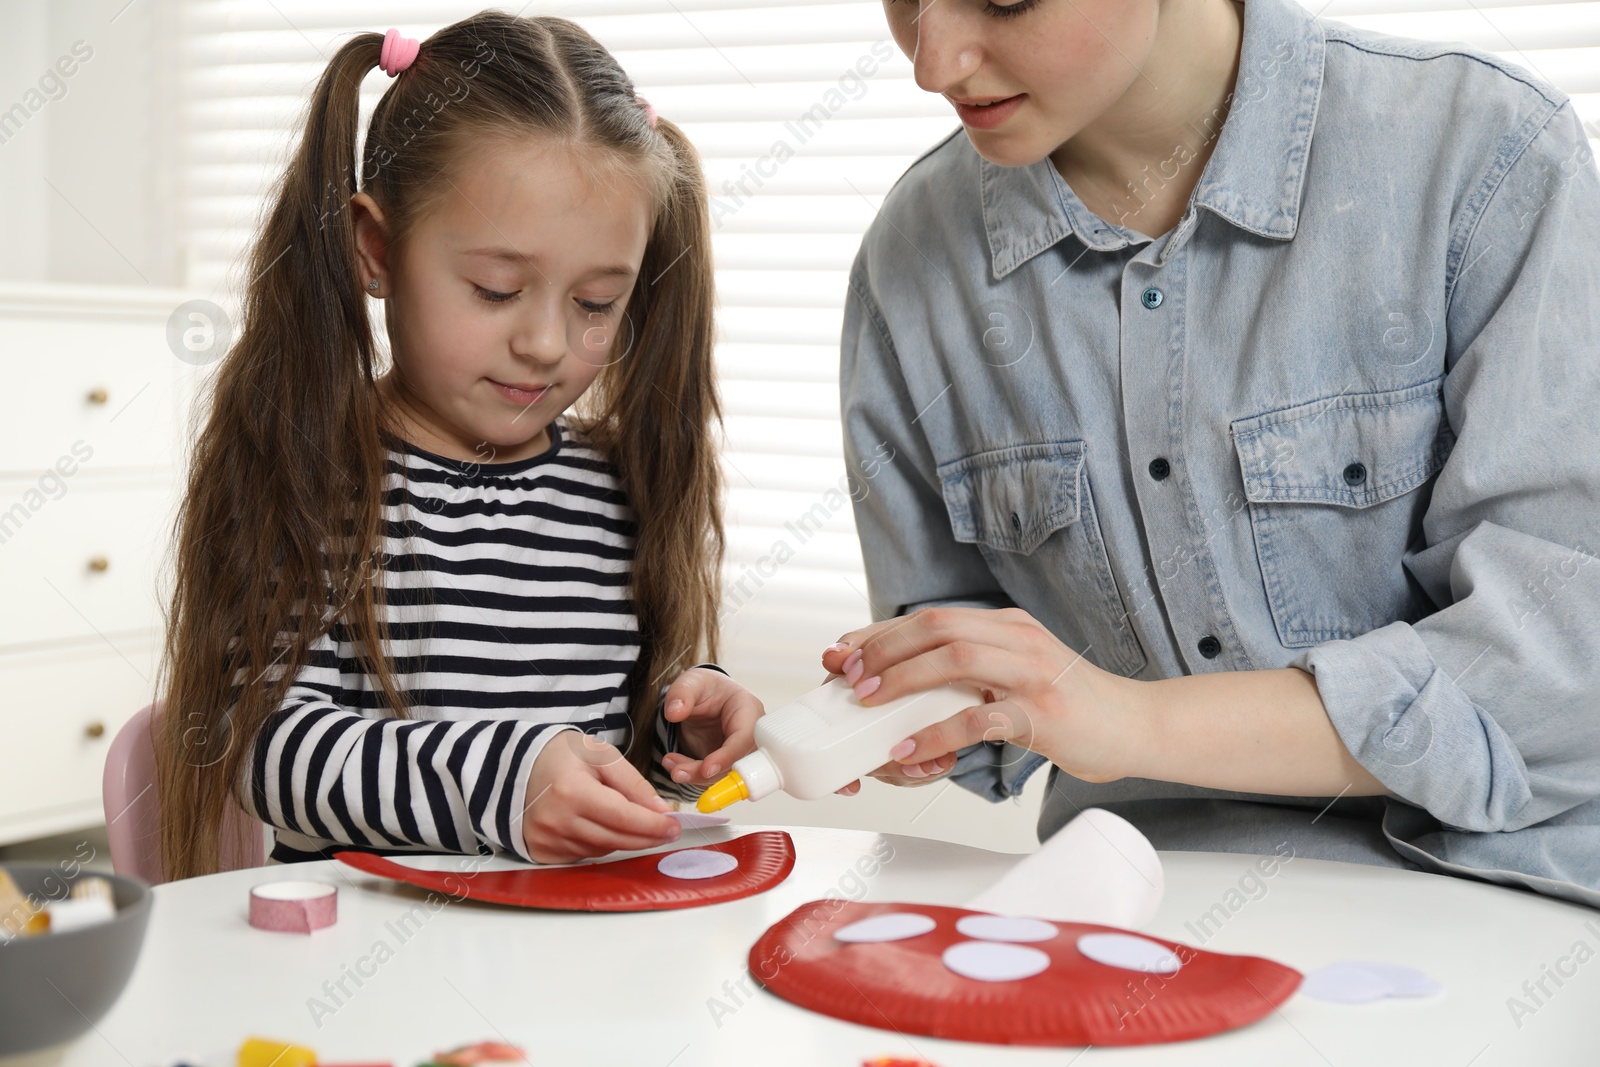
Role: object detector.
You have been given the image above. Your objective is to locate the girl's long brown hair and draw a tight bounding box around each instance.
[155,12,722,880]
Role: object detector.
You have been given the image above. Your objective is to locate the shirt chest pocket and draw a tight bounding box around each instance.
[1231,379,1455,649]
[938,441,1146,676]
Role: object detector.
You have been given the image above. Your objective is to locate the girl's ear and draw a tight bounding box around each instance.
[350,192,390,294]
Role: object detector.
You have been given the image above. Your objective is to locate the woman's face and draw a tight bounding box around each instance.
[883,0,1162,166]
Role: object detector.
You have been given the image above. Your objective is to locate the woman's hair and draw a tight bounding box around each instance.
[155,11,723,879]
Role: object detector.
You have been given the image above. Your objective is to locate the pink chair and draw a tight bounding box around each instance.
[102,703,266,884]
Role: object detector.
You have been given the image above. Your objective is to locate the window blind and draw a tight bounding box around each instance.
[181,0,1600,693]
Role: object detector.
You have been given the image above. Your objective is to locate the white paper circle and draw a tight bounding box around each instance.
[955,915,1059,943]
[1076,933,1182,975]
[942,941,1052,982]
[656,849,739,880]
[666,810,731,830]
[834,913,938,944]
[1349,962,1442,998]
[1300,961,1417,1003]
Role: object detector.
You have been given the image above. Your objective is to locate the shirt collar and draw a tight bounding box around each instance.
[981,0,1327,280]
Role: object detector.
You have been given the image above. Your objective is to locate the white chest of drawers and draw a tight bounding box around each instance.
[0,282,199,845]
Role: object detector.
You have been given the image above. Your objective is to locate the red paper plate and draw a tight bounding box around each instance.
[336,831,795,912]
[750,900,1301,1046]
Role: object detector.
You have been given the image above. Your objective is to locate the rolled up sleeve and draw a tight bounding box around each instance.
[1291,103,1600,834]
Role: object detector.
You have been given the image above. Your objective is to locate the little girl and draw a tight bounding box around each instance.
[154,12,760,878]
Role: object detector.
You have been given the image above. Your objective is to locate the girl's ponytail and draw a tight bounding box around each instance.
[156,34,406,880]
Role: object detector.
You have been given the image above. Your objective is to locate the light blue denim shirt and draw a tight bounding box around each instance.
[840,0,1600,908]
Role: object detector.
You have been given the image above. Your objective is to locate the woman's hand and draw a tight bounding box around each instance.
[819,606,1141,790]
[521,729,681,864]
[835,753,960,796]
[659,666,765,788]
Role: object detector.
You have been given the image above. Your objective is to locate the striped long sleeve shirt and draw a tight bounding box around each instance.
[242,417,716,864]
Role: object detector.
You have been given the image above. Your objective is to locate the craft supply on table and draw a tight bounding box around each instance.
[0,867,49,939]
[1298,960,1443,1003]
[237,1037,316,1067]
[746,809,1299,1046]
[430,1039,526,1064]
[696,676,984,811]
[0,868,118,939]
[964,806,1163,928]
[231,1035,518,1067]
[335,829,794,911]
[247,881,338,934]
[45,875,118,934]
[750,898,1300,1046]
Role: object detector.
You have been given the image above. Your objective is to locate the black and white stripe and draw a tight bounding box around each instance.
[241,417,711,864]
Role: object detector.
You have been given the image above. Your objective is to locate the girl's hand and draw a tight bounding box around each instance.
[659,666,764,787]
[819,607,1141,792]
[521,730,681,864]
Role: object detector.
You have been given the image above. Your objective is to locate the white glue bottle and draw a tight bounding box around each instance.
[696,675,984,812]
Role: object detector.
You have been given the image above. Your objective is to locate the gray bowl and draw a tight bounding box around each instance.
[0,864,151,1056]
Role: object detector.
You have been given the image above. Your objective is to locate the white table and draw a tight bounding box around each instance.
[6,825,1598,1066]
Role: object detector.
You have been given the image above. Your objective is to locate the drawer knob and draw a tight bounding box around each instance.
[88,555,110,573]
[87,387,109,405]
[85,721,105,739]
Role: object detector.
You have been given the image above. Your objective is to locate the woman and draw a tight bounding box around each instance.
[822,0,1600,907]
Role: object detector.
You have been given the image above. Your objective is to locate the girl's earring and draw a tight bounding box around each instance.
[367,278,380,292]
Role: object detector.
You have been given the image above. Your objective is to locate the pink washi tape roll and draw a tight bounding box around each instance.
[249,881,337,933]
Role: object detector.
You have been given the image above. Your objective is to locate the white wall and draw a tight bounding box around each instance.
[0,0,182,286]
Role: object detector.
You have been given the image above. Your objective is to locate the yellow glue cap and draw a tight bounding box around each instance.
[237,1037,316,1067]
[697,770,749,813]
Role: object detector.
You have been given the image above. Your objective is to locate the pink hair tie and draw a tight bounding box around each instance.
[636,94,658,129]
[379,28,420,77]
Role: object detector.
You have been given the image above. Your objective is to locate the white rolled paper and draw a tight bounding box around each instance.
[965,807,1163,929]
